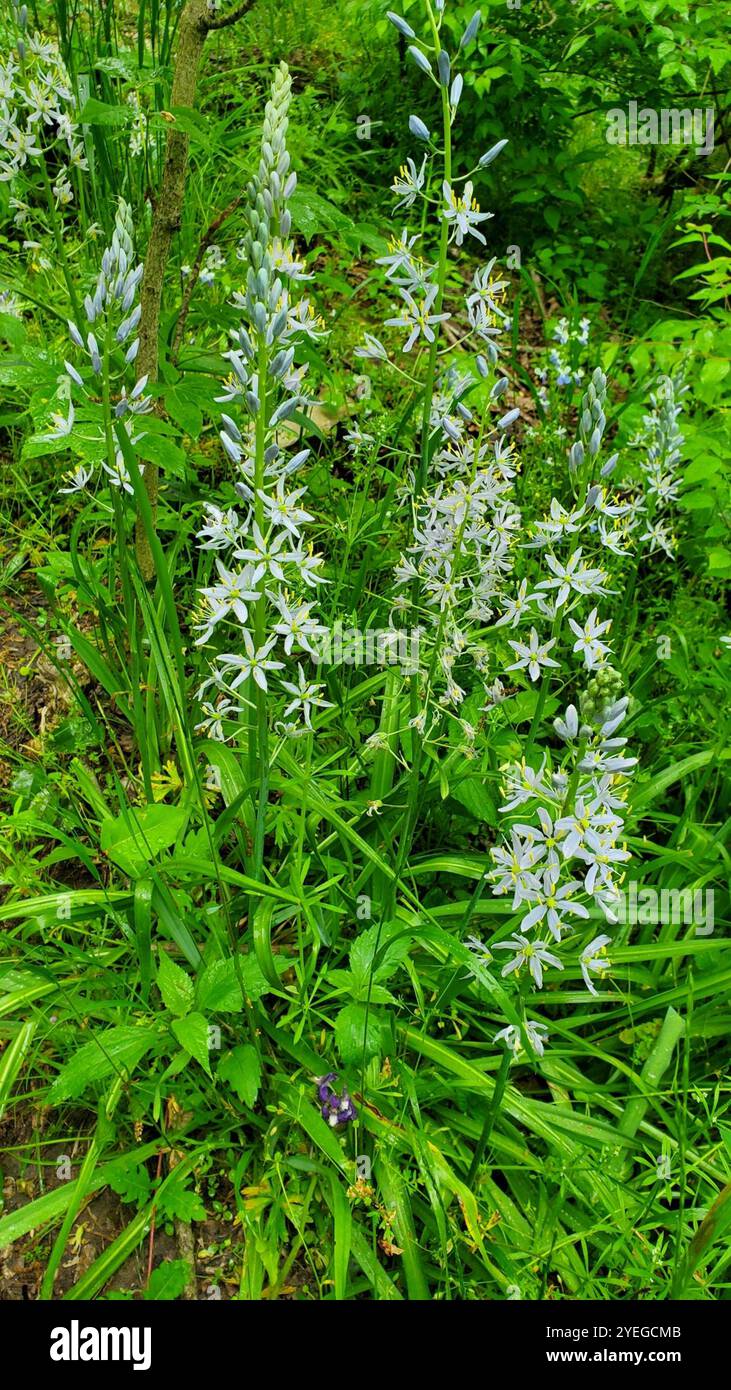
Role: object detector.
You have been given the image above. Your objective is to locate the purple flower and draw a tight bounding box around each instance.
[317,1072,357,1127]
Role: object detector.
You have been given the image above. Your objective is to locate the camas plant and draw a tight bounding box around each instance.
[2,0,728,1304]
[38,4,659,1075]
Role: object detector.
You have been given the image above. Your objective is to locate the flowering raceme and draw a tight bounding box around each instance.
[193,63,332,740]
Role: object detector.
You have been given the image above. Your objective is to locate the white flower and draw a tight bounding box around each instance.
[494,1024,521,1053]
[537,548,609,608]
[59,461,94,494]
[391,155,427,210]
[512,807,564,872]
[506,627,559,682]
[494,934,563,989]
[442,180,492,246]
[554,704,580,741]
[385,284,449,353]
[354,333,389,362]
[524,1020,549,1057]
[218,633,284,691]
[519,866,590,940]
[494,578,540,628]
[271,595,325,656]
[234,521,297,584]
[280,664,333,728]
[569,607,612,670]
[579,934,612,995]
[195,561,260,642]
[43,401,75,440]
[195,697,240,741]
[577,836,631,895]
[499,758,551,812]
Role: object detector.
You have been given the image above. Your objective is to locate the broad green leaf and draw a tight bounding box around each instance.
[49,1025,160,1103]
[101,804,187,876]
[218,1045,261,1107]
[157,952,194,1017]
[334,1003,384,1065]
[171,1012,212,1075]
[196,958,243,1013]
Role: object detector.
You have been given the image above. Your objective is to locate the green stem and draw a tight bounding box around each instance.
[250,340,270,910]
[39,155,81,323]
[467,1047,511,1186]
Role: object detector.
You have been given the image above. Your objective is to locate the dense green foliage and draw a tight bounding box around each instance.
[0,0,729,1303]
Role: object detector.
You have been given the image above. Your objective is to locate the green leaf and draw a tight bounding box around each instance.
[334,1003,384,1065]
[145,1259,191,1301]
[0,1021,35,1121]
[49,1026,159,1103]
[171,1012,212,1074]
[101,804,187,876]
[156,1166,207,1223]
[196,958,243,1013]
[449,777,497,826]
[157,952,195,1017]
[105,1161,153,1206]
[349,924,408,997]
[78,97,130,127]
[135,433,187,479]
[218,1045,261,1107]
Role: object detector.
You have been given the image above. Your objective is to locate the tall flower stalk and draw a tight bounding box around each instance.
[192,63,329,911]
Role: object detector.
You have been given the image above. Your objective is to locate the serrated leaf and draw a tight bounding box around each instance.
[334,1003,384,1065]
[157,952,194,1017]
[48,1026,159,1103]
[105,1161,153,1206]
[145,1259,191,1301]
[349,924,408,996]
[171,1012,211,1074]
[196,959,243,1013]
[156,1167,207,1224]
[218,1045,261,1107]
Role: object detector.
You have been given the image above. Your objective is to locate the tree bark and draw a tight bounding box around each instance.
[135,0,253,579]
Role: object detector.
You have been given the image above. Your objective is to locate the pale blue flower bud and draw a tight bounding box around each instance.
[409,115,431,141]
[601,452,618,478]
[408,45,433,76]
[125,339,140,364]
[68,320,84,349]
[87,334,101,373]
[221,432,242,463]
[497,407,519,430]
[569,441,584,472]
[270,397,300,426]
[460,10,481,49]
[491,377,508,399]
[387,10,415,38]
[65,361,84,387]
[221,413,241,441]
[437,51,450,87]
[450,74,463,108]
[479,138,508,168]
[475,355,489,378]
[588,426,602,457]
